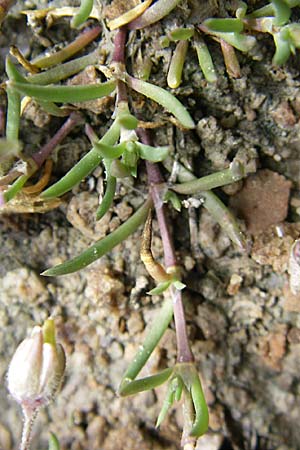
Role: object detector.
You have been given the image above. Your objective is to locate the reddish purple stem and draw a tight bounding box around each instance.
[139,127,193,363]
[112,28,128,105]
[112,27,127,64]
[31,112,83,168]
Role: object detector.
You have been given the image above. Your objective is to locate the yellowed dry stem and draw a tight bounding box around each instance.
[22,159,53,194]
[140,210,173,283]
[9,46,40,74]
[107,0,153,30]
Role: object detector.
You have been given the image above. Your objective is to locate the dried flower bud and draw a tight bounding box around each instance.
[7,318,66,412]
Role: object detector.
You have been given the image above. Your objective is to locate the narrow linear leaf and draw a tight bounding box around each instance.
[117,112,139,130]
[6,57,28,83]
[204,18,244,33]
[201,190,247,251]
[169,27,194,41]
[9,80,117,103]
[28,50,100,85]
[215,32,256,52]
[96,175,116,220]
[5,87,21,142]
[5,58,23,142]
[201,27,256,52]
[119,368,172,396]
[148,280,172,295]
[172,161,245,194]
[190,375,209,437]
[126,75,195,129]
[128,0,181,30]
[71,0,94,28]
[271,0,291,26]
[94,142,126,159]
[236,2,248,19]
[167,40,188,89]
[137,142,169,162]
[272,31,291,65]
[164,159,247,250]
[285,23,300,49]
[163,190,181,211]
[194,36,217,83]
[41,148,102,198]
[42,120,120,198]
[4,174,30,202]
[48,432,60,450]
[173,280,186,290]
[42,198,152,276]
[36,100,71,117]
[120,295,173,383]
[32,26,101,69]
[175,377,184,401]
[156,377,178,428]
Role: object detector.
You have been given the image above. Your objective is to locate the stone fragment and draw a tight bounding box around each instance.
[270,101,296,128]
[230,170,292,234]
[251,222,300,273]
[258,325,287,371]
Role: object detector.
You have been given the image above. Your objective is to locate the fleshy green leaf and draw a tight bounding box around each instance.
[156,377,178,428]
[9,80,117,103]
[204,18,244,33]
[71,0,94,28]
[173,280,186,290]
[94,142,126,159]
[214,32,256,52]
[148,280,172,295]
[194,36,217,83]
[117,112,139,130]
[190,373,209,437]
[125,75,195,129]
[137,142,169,162]
[42,198,152,276]
[271,0,291,26]
[163,190,181,211]
[48,432,60,450]
[96,175,116,221]
[119,368,173,396]
[273,31,291,65]
[169,27,194,41]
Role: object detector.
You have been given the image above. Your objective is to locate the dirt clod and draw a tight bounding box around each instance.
[230,170,292,234]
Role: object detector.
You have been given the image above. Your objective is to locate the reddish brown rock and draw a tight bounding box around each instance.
[270,101,296,128]
[230,169,292,234]
[258,325,287,371]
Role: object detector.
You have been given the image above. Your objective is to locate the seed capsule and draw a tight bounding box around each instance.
[7,318,66,411]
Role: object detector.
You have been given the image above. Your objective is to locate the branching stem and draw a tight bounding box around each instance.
[139,128,193,364]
